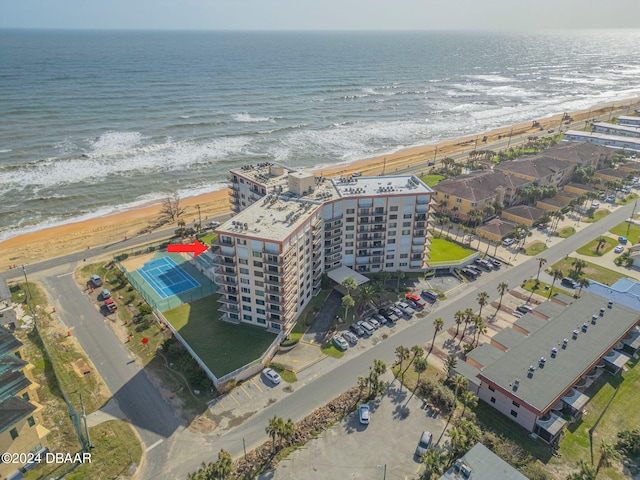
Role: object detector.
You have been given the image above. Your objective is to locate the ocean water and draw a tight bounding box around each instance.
[2,29,640,241]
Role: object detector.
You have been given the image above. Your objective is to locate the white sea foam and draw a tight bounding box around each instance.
[0,149,12,154]
[91,131,143,153]
[232,113,274,123]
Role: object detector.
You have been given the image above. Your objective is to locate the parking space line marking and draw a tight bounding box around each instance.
[251,378,263,393]
[239,384,252,399]
[229,392,240,405]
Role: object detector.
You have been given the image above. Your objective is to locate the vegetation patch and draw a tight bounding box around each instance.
[609,222,640,245]
[428,237,475,262]
[521,279,572,299]
[268,362,298,383]
[550,257,625,286]
[558,226,576,238]
[320,342,345,359]
[618,193,638,205]
[576,237,617,257]
[583,209,610,223]
[419,174,445,187]
[524,241,547,256]
[196,232,219,246]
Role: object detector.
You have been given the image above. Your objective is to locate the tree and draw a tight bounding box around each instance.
[281,418,296,448]
[354,283,375,312]
[341,277,357,297]
[460,390,478,418]
[212,450,233,480]
[266,416,284,453]
[459,308,474,345]
[566,460,596,480]
[549,268,564,298]
[476,291,489,319]
[445,355,458,379]
[428,318,444,357]
[596,440,620,475]
[395,269,406,292]
[572,258,587,276]
[535,257,547,284]
[497,282,509,310]
[395,345,410,387]
[341,295,354,324]
[368,359,387,398]
[577,277,590,298]
[454,310,465,338]
[161,191,185,223]
[474,319,487,346]
[420,448,445,480]
[414,358,428,387]
[595,236,608,253]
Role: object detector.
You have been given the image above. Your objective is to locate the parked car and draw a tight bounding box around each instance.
[205,221,220,229]
[461,268,478,280]
[262,367,282,385]
[342,330,358,345]
[414,431,432,457]
[104,298,118,312]
[606,195,616,203]
[389,306,404,318]
[89,274,103,287]
[378,308,397,323]
[591,202,600,209]
[351,172,362,178]
[373,313,388,325]
[405,294,426,308]
[502,238,515,247]
[101,289,111,300]
[421,289,439,302]
[332,334,349,351]
[615,245,625,254]
[468,265,483,275]
[357,320,375,335]
[395,302,413,316]
[488,258,502,268]
[561,277,577,288]
[358,403,370,424]
[516,304,533,314]
[350,323,365,337]
[622,187,631,194]
[618,236,628,244]
[367,316,381,329]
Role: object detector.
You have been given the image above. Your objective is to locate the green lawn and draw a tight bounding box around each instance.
[576,237,617,257]
[558,226,576,238]
[550,257,625,286]
[618,193,638,205]
[163,295,277,377]
[559,358,640,480]
[419,174,445,187]
[522,279,573,299]
[609,222,640,245]
[524,241,547,256]
[583,209,610,223]
[429,237,476,262]
[196,232,219,246]
[321,342,345,358]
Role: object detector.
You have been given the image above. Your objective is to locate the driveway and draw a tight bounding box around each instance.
[303,289,343,345]
[259,372,448,480]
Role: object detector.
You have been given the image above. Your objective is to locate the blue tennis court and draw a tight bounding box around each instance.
[137,257,200,299]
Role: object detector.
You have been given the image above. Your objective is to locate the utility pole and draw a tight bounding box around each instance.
[80,393,92,451]
[382,157,386,175]
[627,200,637,236]
[195,204,202,232]
[507,127,514,148]
[432,145,438,166]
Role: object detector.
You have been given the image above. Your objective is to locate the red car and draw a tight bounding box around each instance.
[104,298,118,312]
[405,294,426,309]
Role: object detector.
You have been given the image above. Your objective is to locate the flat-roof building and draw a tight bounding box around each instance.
[563,130,640,152]
[617,115,640,127]
[438,443,529,480]
[592,122,640,139]
[212,170,434,333]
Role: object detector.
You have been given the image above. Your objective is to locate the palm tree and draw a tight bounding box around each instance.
[577,277,590,298]
[595,236,608,253]
[566,460,597,480]
[445,355,458,378]
[549,268,564,298]
[474,319,487,346]
[476,291,489,319]
[596,440,620,474]
[535,257,547,284]
[212,449,233,480]
[395,346,410,388]
[341,295,354,324]
[266,416,284,453]
[448,426,467,459]
[420,448,445,480]
[341,276,357,297]
[497,281,509,310]
[453,310,464,338]
[281,418,296,448]
[371,280,390,307]
[354,283,375,312]
[414,357,428,387]
[459,390,478,418]
[459,308,474,345]
[572,258,587,276]
[428,318,444,357]
[395,269,406,293]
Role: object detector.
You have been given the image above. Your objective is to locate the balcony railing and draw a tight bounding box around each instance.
[214,275,237,286]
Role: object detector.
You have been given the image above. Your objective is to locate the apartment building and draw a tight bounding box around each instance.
[563,130,640,152]
[228,163,293,213]
[592,122,640,139]
[212,171,433,333]
[617,115,640,127]
[0,325,49,479]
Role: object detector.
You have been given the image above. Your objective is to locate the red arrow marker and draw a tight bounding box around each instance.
[167,240,208,257]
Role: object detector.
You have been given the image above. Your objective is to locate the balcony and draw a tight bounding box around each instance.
[221,296,239,305]
[267,296,285,306]
[219,304,240,315]
[228,189,239,198]
[214,275,237,286]
[264,277,283,286]
[212,255,235,266]
[214,238,235,248]
[264,256,283,266]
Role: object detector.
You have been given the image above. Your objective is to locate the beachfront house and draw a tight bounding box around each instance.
[563,130,640,152]
[454,293,639,445]
[494,155,576,188]
[617,115,640,127]
[592,122,640,139]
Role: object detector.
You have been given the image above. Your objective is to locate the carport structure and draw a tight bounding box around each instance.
[326,266,369,293]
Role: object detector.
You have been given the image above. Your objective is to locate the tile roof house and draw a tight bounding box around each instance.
[594,167,629,183]
[501,205,546,227]
[543,142,613,168]
[475,218,517,242]
[495,155,576,187]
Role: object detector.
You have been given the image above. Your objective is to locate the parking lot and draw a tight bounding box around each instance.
[260,373,448,480]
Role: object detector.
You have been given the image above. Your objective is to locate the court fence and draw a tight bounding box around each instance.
[154,310,284,387]
[112,239,172,262]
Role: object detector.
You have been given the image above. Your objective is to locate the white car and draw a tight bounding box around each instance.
[206,221,220,229]
[358,403,370,424]
[332,334,349,351]
[502,238,515,247]
[262,367,282,385]
[591,202,600,209]
[366,316,380,329]
[357,320,375,336]
[615,245,624,254]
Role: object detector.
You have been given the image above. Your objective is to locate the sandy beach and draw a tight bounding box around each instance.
[2,97,639,269]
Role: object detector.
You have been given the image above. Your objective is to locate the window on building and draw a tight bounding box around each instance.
[510,410,518,418]
[347,208,355,214]
[239,267,249,275]
[257,318,266,324]
[254,280,264,287]
[390,214,398,220]
[402,229,410,235]
[388,239,395,244]
[255,290,264,297]
[389,231,396,236]
[346,217,354,222]
[253,251,262,258]
[257,308,265,315]
[390,206,398,211]
[346,234,354,239]
[400,253,408,258]
[256,299,265,305]
[471,202,477,207]
[242,305,252,312]
[389,222,397,228]
[403,213,412,219]
[346,241,353,247]
[255,271,263,278]
[240,278,250,285]
[386,254,394,259]
[243,314,252,321]
[456,198,462,203]
[346,250,353,254]
[10,428,18,440]
[253,261,263,267]
[402,221,411,227]
[27,416,35,427]
[490,397,496,404]
[444,194,450,199]
[241,287,251,293]
[386,263,394,267]
[22,392,29,401]
[512,401,520,408]
[230,313,239,320]
[242,296,251,302]
[238,258,248,265]
[488,385,495,392]
[237,238,247,245]
[399,262,407,267]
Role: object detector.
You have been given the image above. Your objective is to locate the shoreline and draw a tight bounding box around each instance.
[2,96,640,268]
